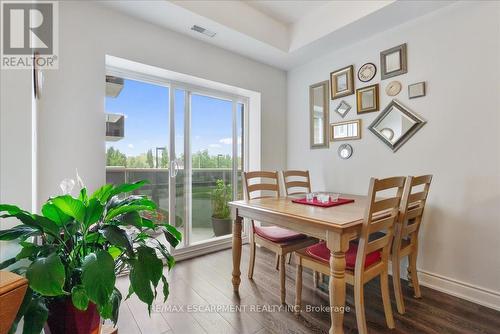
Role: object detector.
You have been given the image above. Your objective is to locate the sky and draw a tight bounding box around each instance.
[105,78,242,159]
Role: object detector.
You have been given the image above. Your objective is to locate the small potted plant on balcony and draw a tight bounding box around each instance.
[0,179,181,334]
[211,179,232,237]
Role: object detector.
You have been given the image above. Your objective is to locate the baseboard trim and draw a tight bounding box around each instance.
[417,269,500,312]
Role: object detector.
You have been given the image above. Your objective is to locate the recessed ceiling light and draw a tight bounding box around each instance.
[191,25,216,38]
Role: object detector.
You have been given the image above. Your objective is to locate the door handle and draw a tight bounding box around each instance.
[170,160,179,178]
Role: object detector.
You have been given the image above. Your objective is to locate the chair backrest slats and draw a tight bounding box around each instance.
[355,176,406,272]
[282,170,311,196]
[394,175,432,245]
[243,171,280,200]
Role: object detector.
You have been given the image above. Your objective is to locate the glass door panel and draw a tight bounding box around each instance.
[105,78,170,239]
[190,94,234,243]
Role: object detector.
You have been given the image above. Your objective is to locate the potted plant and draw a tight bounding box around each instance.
[0,180,181,334]
[211,179,232,237]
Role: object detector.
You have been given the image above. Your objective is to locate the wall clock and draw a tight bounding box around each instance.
[338,144,353,159]
[385,81,402,96]
[357,63,377,82]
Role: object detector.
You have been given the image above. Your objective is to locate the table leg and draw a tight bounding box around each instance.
[232,215,243,292]
[327,232,350,334]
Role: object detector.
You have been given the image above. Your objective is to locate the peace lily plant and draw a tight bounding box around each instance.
[0,179,181,334]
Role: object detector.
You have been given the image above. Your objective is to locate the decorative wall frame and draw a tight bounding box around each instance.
[330,119,361,141]
[368,99,426,152]
[338,144,353,159]
[330,65,354,100]
[357,63,377,82]
[309,80,330,149]
[385,81,402,96]
[380,43,408,79]
[333,100,351,118]
[356,84,379,114]
[408,81,426,99]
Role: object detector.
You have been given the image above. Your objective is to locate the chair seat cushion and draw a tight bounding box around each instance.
[305,241,381,269]
[254,226,306,243]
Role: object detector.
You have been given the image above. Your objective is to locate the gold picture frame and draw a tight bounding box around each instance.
[330,119,361,141]
[330,65,354,100]
[356,84,379,114]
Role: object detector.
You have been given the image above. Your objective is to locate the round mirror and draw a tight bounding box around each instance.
[338,144,353,159]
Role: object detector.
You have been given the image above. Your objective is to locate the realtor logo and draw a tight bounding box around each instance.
[1,1,58,69]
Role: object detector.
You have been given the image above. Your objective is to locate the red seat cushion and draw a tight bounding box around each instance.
[305,241,381,270]
[254,226,306,243]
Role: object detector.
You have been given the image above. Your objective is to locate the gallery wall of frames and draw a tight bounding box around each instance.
[309,43,427,158]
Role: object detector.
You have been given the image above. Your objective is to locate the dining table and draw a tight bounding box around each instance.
[229,194,369,334]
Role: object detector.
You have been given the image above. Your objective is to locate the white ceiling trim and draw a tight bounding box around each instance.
[99,0,456,70]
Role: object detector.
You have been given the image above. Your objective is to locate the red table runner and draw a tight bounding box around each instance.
[292,197,355,208]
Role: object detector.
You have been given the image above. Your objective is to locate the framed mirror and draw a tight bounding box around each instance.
[330,65,354,100]
[334,100,351,118]
[330,119,361,141]
[380,43,408,79]
[356,84,379,114]
[368,100,426,152]
[310,81,329,149]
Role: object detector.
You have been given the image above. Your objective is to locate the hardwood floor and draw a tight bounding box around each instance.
[115,246,500,334]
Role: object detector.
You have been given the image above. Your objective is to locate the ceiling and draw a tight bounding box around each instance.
[244,1,330,25]
[99,0,455,70]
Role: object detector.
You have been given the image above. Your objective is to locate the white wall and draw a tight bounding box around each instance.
[0,70,34,260]
[35,1,286,203]
[287,1,500,309]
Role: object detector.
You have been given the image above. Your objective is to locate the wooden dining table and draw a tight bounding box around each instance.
[229,194,369,334]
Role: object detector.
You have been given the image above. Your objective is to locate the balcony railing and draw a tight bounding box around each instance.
[106,167,242,243]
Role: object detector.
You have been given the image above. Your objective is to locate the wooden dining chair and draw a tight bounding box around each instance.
[391,175,433,314]
[282,170,324,287]
[244,171,317,304]
[282,170,311,196]
[294,176,406,334]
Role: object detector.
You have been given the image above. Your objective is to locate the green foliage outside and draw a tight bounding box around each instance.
[211,179,232,219]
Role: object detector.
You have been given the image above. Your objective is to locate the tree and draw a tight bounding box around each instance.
[146,149,154,168]
[106,147,127,167]
[160,147,169,168]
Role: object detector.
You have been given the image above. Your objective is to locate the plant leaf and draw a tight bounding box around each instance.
[0,225,39,241]
[161,275,169,303]
[109,180,149,199]
[100,225,133,255]
[71,285,90,311]
[120,211,142,228]
[33,214,60,237]
[0,204,23,214]
[90,184,114,203]
[42,202,71,226]
[105,203,156,222]
[51,195,86,223]
[98,288,122,324]
[163,224,182,242]
[85,198,104,227]
[0,257,16,270]
[15,243,37,260]
[26,253,66,296]
[163,226,181,248]
[21,296,48,334]
[129,246,163,308]
[82,250,116,306]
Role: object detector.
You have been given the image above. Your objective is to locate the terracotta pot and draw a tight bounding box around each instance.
[45,298,101,334]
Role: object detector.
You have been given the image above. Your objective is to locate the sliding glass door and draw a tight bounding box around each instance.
[106,71,246,257]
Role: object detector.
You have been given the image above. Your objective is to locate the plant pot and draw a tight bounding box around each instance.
[211,217,232,237]
[45,297,101,334]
